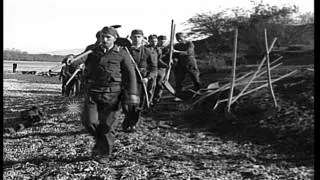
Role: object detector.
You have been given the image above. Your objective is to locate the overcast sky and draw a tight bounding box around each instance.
[4,0,314,54]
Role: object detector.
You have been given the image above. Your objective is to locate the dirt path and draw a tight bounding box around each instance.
[3,68,314,179]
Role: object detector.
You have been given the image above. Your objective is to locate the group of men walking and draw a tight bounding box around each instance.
[60,25,201,163]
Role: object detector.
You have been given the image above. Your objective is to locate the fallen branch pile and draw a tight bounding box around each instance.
[190,29,297,113]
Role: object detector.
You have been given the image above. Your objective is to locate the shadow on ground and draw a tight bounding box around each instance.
[145,71,314,167]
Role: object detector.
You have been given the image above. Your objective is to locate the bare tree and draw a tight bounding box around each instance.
[184,1,299,55]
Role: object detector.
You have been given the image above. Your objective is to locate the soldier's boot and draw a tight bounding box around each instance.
[123,120,137,133]
[95,138,111,164]
[125,126,136,133]
[91,143,100,157]
[122,118,130,132]
[123,118,138,133]
[94,127,113,164]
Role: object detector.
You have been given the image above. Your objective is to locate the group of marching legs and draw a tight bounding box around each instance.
[59,54,84,97]
[58,25,201,163]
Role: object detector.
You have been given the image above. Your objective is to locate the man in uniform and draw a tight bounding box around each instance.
[81,26,139,163]
[153,35,170,104]
[145,34,161,105]
[122,29,157,132]
[68,30,104,96]
[64,56,83,97]
[173,32,201,95]
[59,54,75,96]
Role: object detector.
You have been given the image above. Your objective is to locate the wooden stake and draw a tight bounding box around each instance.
[164,21,176,82]
[231,38,277,104]
[239,62,282,85]
[235,56,282,84]
[264,29,278,107]
[191,56,282,106]
[49,50,93,72]
[227,28,238,112]
[213,70,297,110]
[221,62,283,104]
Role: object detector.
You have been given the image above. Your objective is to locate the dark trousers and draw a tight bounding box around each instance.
[61,77,68,96]
[147,76,157,103]
[122,82,145,129]
[174,62,201,93]
[153,68,167,102]
[66,77,81,97]
[81,91,122,156]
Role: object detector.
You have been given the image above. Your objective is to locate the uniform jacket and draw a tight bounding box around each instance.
[157,44,170,69]
[60,65,69,79]
[129,46,157,79]
[83,44,138,95]
[173,40,197,67]
[146,45,169,69]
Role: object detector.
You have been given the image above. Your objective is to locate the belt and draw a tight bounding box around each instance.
[88,85,122,93]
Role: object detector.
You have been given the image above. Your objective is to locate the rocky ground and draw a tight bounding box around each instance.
[3,65,314,179]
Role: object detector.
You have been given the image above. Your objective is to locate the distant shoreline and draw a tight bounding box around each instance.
[3,59,61,63]
[3,60,61,72]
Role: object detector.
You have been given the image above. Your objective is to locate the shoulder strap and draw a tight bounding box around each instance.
[139,46,145,65]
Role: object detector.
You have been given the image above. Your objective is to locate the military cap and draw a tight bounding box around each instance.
[148,34,158,40]
[111,25,121,29]
[101,26,118,38]
[158,35,167,40]
[96,31,101,39]
[131,29,144,36]
[176,32,186,38]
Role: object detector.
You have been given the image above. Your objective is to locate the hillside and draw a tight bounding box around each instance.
[3,51,65,62]
[47,48,85,56]
[193,23,314,65]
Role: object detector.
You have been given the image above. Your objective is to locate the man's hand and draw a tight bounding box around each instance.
[142,78,149,84]
[66,57,74,65]
[173,49,181,53]
[79,64,85,70]
[123,94,140,106]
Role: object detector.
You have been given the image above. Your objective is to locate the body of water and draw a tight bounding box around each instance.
[3,60,61,72]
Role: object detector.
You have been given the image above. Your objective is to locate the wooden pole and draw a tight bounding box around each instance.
[226,62,282,104]
[238,62,282,86]
[49,50,93,72]
[190,57,282,106]
[264,29,278,107]
[65,68,81,87]
[239,70,297,96]
[125,47,150,108]
[230,38,277,104]
[227,28,238,112]
[164,20,175,82]
[213,70,297,110]
[233,56,282,84]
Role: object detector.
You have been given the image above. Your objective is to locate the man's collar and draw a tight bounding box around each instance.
[131,45,143,51]
[111,45,120,52]
[102,45,120,53]
[131,44,143,48]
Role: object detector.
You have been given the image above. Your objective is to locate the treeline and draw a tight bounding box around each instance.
[193,23,314,58]
[3,49,64,62]
[186,0,314,64]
